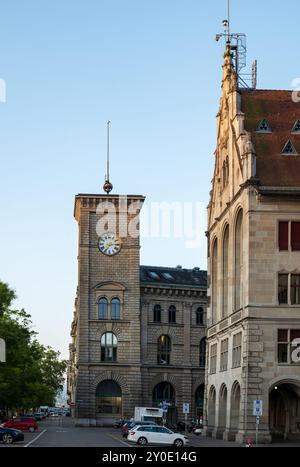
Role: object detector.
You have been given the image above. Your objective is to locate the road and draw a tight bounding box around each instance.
[3,418,299,447]
[0,417,240,448]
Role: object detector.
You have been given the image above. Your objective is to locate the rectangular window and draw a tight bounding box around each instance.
[220,339,228,372]
[278,329,300,364]
[278,329,288,363]
[209,343,217,375]
[291,222,300,251]
[278,274,288,304]
[291,275,300,305]
[279,221,289,251]
[232,332,242,368]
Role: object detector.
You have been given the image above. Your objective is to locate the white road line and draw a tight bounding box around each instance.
[24,429,47,447]
[108,434,133,447]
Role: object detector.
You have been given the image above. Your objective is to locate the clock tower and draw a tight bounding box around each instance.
[70,166,145,425]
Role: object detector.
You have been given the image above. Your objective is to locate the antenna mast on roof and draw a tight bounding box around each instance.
[103,120,113,194]
[215,0,257,89]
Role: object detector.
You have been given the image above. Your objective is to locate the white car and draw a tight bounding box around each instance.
[127,425,189,447]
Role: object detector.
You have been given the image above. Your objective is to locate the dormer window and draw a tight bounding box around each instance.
[256,119,272,133]
[292,120,300,134]
[281,140,298,155]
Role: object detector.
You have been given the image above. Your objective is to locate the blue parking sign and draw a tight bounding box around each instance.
[253,399,263,416]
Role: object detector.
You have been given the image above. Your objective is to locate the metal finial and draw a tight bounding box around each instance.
[103,120,113,194]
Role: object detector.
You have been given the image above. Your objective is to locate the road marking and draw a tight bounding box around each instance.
[108,433,132,447]
[24,429,47,447]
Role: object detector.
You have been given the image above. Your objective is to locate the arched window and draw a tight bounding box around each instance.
[110,297,120,320]
[98,297,108,320]
[168,305,176,324]
[157,335,171,365]
[199,337,206,368]
[196,307,204,325]
[96,380,122,415]
[222,225,229,318]
[101,332,117,362]
[152,382,175,406]
[153,304,161,323]
[211,239,218,324]
[208,386,216,427]
[234,210,243,310]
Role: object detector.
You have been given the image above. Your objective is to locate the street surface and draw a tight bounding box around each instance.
[1,417,299,447]
[0,417,237,448]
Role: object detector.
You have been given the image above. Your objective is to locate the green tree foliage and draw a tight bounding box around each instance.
[0,281,67,412]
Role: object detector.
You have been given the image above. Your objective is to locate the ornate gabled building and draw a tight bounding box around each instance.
[67,191,207,426]
[204,48,300,443]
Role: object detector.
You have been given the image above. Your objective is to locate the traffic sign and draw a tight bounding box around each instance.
[162,403,169,412]
[183,403,190,414]
[253,399,263,416]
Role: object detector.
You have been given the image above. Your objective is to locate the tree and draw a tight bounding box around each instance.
[0,281,67,415]
[0,281,16,317]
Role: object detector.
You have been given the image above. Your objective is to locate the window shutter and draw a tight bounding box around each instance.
[279,222,289,251]
[291,222,300,251]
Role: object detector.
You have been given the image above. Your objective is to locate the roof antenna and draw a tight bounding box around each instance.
[215,1,254,89]
[103,120,113,194]
[222,0,230,47]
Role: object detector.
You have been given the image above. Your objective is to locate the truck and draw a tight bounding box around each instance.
[134,407,164,423]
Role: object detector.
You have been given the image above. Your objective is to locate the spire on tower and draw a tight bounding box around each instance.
[103,120,113,194]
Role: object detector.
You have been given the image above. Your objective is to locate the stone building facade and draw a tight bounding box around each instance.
[204,48,300,443]
[67,193,207,426]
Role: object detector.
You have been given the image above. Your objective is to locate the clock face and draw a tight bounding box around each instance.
[98,233,121,256]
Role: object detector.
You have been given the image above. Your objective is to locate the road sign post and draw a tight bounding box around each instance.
[253,400,263,445]
[161,402,169,426]
[183,403,190,435]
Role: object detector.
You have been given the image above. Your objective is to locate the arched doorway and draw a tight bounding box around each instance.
[208,386,216,428]
[230,381,240,434]
[269,381,300,442]
[152,382,176,424]
[95,380,122,417]
[195,384,204,423]
[218,384,227,432]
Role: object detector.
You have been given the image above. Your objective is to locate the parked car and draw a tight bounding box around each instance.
[33,413,44,421]
[0,418,38,432]
[127,424,189,447]
[0,427,24,444]
[122,420,157,438]
[21,415,39,423]
[112,419,126,429]
[193,425,202,436]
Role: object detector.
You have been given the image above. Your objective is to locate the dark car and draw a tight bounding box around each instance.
[0,427,24,444]
[32,413,44,421]
[122,420,157,438]
[112,419,127,429]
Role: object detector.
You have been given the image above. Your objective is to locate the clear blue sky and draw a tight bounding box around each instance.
[0,0,298,357]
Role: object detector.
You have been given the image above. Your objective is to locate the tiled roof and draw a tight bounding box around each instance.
[241,89,300,187]
[140,265,207,287]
